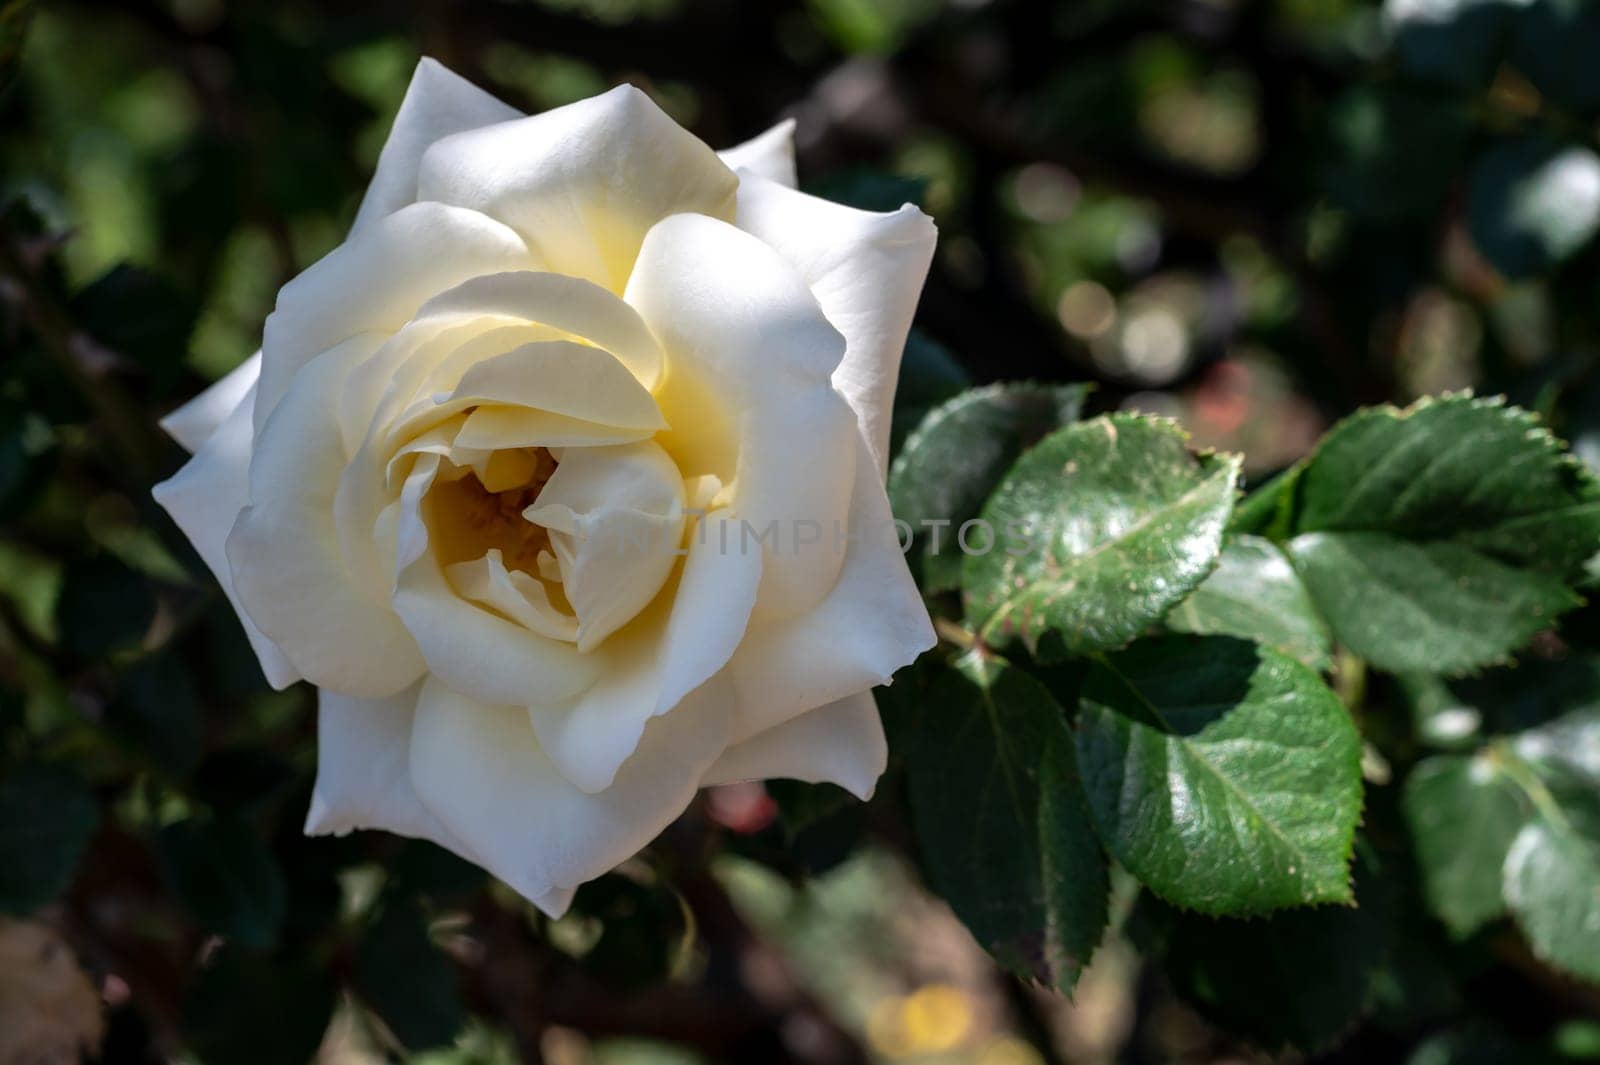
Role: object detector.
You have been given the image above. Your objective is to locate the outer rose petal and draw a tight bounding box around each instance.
[733,174,936,477]
[228,334,429,697]
[417,85,739,293]
[718,119,798,187]
[255,201,534,431]
[701,690,886,801]
[151,385,298,689]
[160,352,260,454]
[305,685,577,918]
[625,213,856,621]
[351,58,522,234]
[409,673,733,901]
[728,430,935,741]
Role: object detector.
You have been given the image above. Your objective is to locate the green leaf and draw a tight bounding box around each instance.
[356,899,465,1051]
[1167,535,1332,670]
[963,414,1239,654]
[0,763,100,914]
[1503,815,1600,983]
[1288,532,1575,675]
[890,382,1088,591]
[907,653,1108,992]
[1130,845,1389,1051]
[1468,138,1600,280]
[1278,395,1600,674]
[1403,753,1531,937]
[1076,635,1362,914]
[158,815,286,949]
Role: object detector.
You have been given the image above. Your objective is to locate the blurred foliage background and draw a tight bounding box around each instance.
[1,0,1600,1063]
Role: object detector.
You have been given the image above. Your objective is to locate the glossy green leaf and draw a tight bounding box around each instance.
[890,382,1088,590]
[158,815,286,949]
[1403,754,1531,938]
[908,653,1108,992]
[963,414,1239,653]
[1279,395,1600,674]
[1468,138,1600,280]
[0,763,100,914]
[1076,635,1362,915]
[1167,535,1332,669]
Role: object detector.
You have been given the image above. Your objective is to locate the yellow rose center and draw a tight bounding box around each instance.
[428,447,559,574]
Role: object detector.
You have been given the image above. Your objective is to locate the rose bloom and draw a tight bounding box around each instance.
[154,60,936,915]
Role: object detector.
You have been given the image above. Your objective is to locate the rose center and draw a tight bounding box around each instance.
[428,447,560,574]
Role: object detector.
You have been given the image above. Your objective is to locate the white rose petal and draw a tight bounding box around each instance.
[151,382,298,689]
[718,118,798,188]
[734,173,937,477]
[351,58,522,235]
[159,350,260,454]
[409,674,733,903]
[701,689,887,801]
[417,84,739,291]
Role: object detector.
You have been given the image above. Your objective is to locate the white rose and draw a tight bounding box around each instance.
[153,59,936,916]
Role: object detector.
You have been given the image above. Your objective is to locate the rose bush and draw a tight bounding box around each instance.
[152,59,936,915]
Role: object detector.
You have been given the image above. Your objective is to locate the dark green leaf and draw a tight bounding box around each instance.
[1167,535,1332,669]
[963,414,1239,654]
[1076,636,1362,914]
[1279,395,1600,674]
[356,899,464,1051]
[158,816,286,949]
[1403,753,1531,937]
[1468,137,1600,280]
[907,653,1108,992]
[0,764,100,914]
[890,382,1089,590]
[1130,846,1389,1051]
[1288,532,1575,675]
